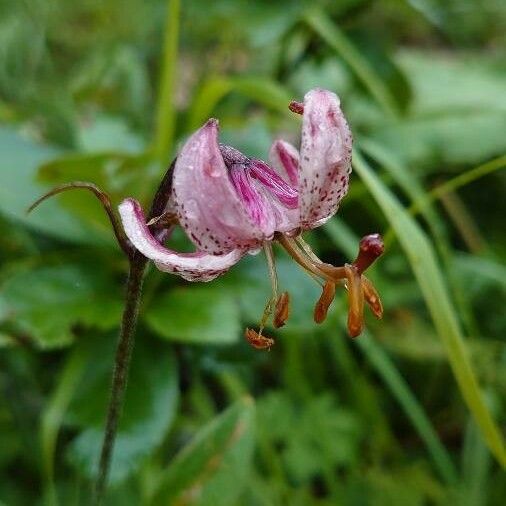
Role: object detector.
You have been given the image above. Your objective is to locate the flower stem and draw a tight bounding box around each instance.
[92,253,148,505]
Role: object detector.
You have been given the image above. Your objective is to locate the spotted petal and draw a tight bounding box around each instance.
[172,119,264,255]
[118,198,243,282]
[298,89,352,229]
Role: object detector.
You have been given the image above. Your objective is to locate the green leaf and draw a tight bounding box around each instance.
[66,337,179,485]
[370,51,506,168]
[352,149,506,468]
[144,286,241,345]
[0,127,98,243]
[0,264,123,348]
[151,397,255,506]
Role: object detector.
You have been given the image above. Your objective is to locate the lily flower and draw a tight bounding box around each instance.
[118,88,384,342]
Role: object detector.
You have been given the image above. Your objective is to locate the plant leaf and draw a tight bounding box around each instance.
[151,397,255,506]
[144,286,241,345]
[66,336,179,485]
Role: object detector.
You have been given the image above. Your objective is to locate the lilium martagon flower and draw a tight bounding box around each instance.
[119,88,385,348]
[29,88,384,349]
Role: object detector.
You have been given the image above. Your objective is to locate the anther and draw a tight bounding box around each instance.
[274,292,290,328]
[352,234,384,275]
[288,101,304,115]
[314,281,336,324]
[362,276,383,319]
[344,265,364,338]
[245,328,275,350]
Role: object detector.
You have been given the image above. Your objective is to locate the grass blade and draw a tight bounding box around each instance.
[304,8,399,117]
[40,345,90,506]
[352,149,506,468]
[152,0,181,164]
[324,220,457,484]
[187,76,292,132]
[357,333,458,484]
[412,154,506,217]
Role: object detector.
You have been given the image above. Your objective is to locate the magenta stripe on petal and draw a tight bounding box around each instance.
[118,198,243,282]
[269,140,300,187]
[229,166,276,238]
[249,160,298,209]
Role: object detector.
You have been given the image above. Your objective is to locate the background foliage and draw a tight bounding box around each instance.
[0,0,505,504]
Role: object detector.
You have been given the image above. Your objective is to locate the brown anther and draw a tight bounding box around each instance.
[274,292,290,328]
[314,281,336,324]
[344,265,365,338]
[245,328,275,350]
[288,100,304,115]
[362,276,383,319]
[352,234,384,275]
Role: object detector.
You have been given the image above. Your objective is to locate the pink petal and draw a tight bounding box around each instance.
[118,198,243,282]
[269,139,300,187]
[298,89,352,229]
[249,160,298,209]
[172,119,264,254]
[230,163,300,236]
[229,166,276,238]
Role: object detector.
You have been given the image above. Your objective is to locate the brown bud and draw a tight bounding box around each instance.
[274,292,290,328]
[245,328,275,350]
[314,281,336,324]
[362,276,383,319]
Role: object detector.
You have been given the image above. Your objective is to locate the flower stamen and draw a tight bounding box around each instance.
[274,292,290,328]
[245,328,275,350]
[289,101,304,115]
[362,275,383,319]
[314,281,336,324]
[344,264,364,338]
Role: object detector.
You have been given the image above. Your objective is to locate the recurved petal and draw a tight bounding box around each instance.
[119,198,243,282]
[299,88,352,229]
[268,139,300,187]
[172,119,264,254]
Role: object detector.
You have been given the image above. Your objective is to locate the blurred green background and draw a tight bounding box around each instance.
[0,0,505,504]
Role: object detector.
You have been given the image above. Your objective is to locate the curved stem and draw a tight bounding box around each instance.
[92,253,148,505]
[27,181,134,258]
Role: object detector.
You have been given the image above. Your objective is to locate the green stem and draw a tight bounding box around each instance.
[93,253,148,505]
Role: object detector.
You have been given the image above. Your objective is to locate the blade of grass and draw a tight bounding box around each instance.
[352,149,506,468]
[152,0,180,165]
[187,76,292,132]
[357,333,458,484]
[359,138,480,339]
[304,8,399,118]
[438,190,486,253]
[40,345,90,506]
[323,219,457,483]
[186,77,233,132]
[460,416,492,506]
[417,155,506,214]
